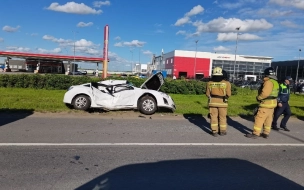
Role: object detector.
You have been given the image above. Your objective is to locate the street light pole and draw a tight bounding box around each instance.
[130,49,133,73]
[194,40,199,79]
[296,48,301,82]
[234,27,240,82]
[72,31,78,75]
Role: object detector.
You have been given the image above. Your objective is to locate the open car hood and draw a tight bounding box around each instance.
[140,71,164,91]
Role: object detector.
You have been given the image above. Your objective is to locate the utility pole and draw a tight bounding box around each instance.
[130,49,133,73]
[296,48,302,82]
[194,40,199,79]
[234,27,241,82]
[72,31,78,75]
[161,49,164,71]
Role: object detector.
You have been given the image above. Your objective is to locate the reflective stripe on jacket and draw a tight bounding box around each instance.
[277,83,290,103]
[206,80,231,108]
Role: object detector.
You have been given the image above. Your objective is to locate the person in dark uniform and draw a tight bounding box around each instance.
[271,76,292,131]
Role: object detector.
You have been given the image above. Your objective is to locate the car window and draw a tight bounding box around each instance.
[114,85,133,93]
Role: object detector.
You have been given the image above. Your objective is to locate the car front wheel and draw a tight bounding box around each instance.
[138,95,157,115]
[72,95,91,111]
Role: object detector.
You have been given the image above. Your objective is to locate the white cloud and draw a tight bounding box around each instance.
[155,29,164,33]
[217,32,262,41]
[42,35,72,46]
[108,51,127,63]
[37,48,62,54]
[114,40,146,47]
[6,46,30,52]
[219,0,256,9]
[75,39,96,47]
[194,17,273,34]
[214,46,230,52]
[256,8,294,17]
[114,36,121,40]
[175,17,191,26]
[2,25,20,32]
[186,5,204,17]
[174,5,204,26]
[154,23,162,27]
[42,35,100,55]
[280,20,301,28]
[269,0,304,10]
[77,22,93,27]
[114,42,123,47]
[219,2,243,9]
[176,30,186,35]
[143,50,153,56]
[46,2,102,14]
[93,1,110,8]
[0,38,3,42]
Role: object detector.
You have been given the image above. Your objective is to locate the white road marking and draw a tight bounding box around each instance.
[0,143,304,146]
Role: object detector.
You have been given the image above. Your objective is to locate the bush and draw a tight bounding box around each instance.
[0,74,239,95]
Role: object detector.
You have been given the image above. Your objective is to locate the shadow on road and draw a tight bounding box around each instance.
[75,158,303,190]
[183,114,211,135]
[0,109,34,127]
[293,106,304,121]
[227,116,253,135]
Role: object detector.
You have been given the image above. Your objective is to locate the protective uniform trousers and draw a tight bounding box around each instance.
[272,102,291,128]
[210,107,227,133]
[253,107,274,136]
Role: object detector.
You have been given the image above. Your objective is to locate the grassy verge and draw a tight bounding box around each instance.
[1,87,303,117]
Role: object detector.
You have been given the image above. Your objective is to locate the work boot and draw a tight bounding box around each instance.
[271,126,279,131]
[211,132,218,137]
[220,131,227,136]
[261,133,269,139]
[281,127,290,132]
[245,133,258,139]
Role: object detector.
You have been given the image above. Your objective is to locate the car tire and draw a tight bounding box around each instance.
[72,95,91,111]
[138,95,157,115]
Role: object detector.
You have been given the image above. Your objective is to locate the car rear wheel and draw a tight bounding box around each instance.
[138,95,157,115]
[72,95,91,111]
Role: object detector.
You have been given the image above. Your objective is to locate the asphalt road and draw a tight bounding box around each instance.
[0,112,304,190]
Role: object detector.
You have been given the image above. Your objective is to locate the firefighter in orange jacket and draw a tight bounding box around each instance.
[246,67,279,139]
[206,67,231,137]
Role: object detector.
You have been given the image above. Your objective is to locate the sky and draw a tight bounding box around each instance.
[0,0,303,71]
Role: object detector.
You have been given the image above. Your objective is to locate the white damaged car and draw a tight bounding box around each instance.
[63,72,176,115]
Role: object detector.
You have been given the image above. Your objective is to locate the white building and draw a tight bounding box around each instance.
[150,50,273,80]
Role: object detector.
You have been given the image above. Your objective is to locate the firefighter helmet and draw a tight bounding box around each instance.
[264,67,276,76]
[212,67,223,76]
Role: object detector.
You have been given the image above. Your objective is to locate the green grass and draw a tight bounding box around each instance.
[1,87,304,117]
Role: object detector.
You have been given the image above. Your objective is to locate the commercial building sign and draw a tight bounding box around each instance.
[217,56,231,59]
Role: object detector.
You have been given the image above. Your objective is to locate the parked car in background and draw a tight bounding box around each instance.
[80,70,87,75]
[295,83,304,93]
[249,81,262,90]
[63,71,176,115]
[71,71,87,75]
[0,64,5,71]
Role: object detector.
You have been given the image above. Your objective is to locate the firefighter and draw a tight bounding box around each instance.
[207,69,229,119]
[206,67,231,137]
[246,67,279,139]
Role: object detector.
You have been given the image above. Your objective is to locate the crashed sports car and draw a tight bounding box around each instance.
[63,72,176,115]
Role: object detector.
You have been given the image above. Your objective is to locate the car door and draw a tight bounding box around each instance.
[112,86,137,106]
[92,86,114,108]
